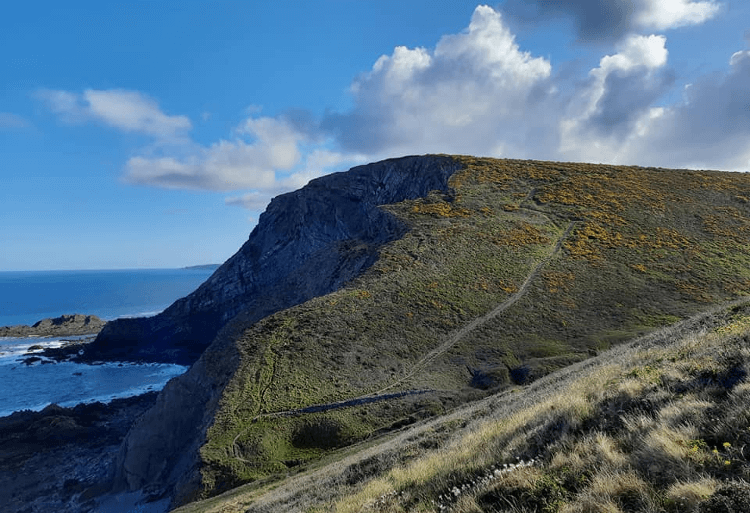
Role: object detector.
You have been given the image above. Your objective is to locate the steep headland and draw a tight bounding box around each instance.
[83,155,461,365]
[100,155,750,511]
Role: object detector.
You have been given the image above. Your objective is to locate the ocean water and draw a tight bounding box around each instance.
[0,268,216,416]
[0,268,216,327]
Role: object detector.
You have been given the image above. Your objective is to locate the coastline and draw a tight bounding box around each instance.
[0,314,175,512]
[0,392,159,513]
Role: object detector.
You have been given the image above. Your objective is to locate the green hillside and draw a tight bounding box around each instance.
[176,298,750,513]
[192,156,750,504]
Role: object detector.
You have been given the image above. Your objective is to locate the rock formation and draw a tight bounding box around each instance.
[0,314,106,338]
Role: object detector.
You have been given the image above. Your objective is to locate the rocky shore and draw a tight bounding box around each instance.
[0,314,107,338]
[0,393,159,513]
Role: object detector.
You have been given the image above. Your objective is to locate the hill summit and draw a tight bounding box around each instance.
[102,155,750,510]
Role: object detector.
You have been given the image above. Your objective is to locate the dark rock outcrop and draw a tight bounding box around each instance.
[0,314,106,338]
[109,155,462,505]
[84,155,461,365]
[0,394,158,513]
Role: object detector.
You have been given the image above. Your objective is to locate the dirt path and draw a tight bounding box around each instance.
[231,221,577,462]
[372,220,576,395]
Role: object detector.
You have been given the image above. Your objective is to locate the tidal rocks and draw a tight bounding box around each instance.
[0,314,106,338]
[0,394,158,513]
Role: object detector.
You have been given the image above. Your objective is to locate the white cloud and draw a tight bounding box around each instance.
[625,43,750,171]
[125,110,366,210]
[37,88,191,139]
[503,0,721,42]
[324,5,553,158]
[595,34,669,73]
[222,149,366,211]
[324,4,744,173]
[0,112,30,129]
[124,116,304,191]
[636,0,722,30]
[730,49,750,66]
[560,34,672,155]
[43,2,745,218]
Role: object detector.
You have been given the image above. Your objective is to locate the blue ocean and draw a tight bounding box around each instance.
[0,268,216,327]
[0,268,216,416]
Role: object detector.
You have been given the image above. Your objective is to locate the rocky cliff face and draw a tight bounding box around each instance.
[108,155,462,504]
[84,156,460,365]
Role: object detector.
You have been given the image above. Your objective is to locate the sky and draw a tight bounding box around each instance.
[1,0,749,271]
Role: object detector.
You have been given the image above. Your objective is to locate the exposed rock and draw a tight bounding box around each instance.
[109,155,462,505]
[0,314,107,338]
[84,155,460,365]
[0,394,158,513]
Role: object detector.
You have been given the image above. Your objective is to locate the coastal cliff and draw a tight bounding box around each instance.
[105,155,461,502]
[106,155,750,511]
[83,155,461,365]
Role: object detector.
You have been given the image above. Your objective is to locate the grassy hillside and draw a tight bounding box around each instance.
[175,298,750,513]
[192,156,750,503]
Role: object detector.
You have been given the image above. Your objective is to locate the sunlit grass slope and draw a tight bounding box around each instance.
[176,300,750,513]
[320,299,750,513]
[194,156,750,501]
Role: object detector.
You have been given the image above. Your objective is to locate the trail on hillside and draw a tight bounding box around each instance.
[231,221,576,463]
[372,220,577,395]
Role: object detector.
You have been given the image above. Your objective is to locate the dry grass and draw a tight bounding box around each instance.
[323,299,750,512]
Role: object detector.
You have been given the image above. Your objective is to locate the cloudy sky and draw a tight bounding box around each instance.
[2,1,749,270]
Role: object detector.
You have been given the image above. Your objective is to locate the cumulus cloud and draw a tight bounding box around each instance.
[553,33,750,171]
[319,5,747,172]
[40,3,748,219]
[636,0,722,30]
[322,5,554,158]
[630,45,750,170]
[36,88,191,140]
[504,0,721,41]
[222,149,365,210]
[560,34,673,152]
[124,116,303,191]
[126,111,365,210]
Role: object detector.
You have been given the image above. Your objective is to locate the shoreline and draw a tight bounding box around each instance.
[0,392,159,513]
[0,311,187,511]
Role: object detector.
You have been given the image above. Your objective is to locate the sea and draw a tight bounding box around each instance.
[0,267,217,417]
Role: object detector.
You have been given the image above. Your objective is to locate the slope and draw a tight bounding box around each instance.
[174,297,750,513]
[112,155,750,509]
[191,156,750,503]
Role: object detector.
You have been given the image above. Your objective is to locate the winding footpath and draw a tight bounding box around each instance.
[232,221,577,463]
[373,220,577,395]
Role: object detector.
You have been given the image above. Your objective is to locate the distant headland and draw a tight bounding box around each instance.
[181,264,220,271]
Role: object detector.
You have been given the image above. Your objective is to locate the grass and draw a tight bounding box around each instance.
[173,298,750,513]
[184,156,750,504]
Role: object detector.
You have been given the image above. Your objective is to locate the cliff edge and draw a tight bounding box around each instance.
[83,155,460,365]
[107,155,461,502]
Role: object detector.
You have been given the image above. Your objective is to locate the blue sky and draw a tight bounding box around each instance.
[2,1,749,271]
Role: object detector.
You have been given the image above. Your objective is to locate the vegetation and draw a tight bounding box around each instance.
[189,156,750,505]
[175,299,750,513]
